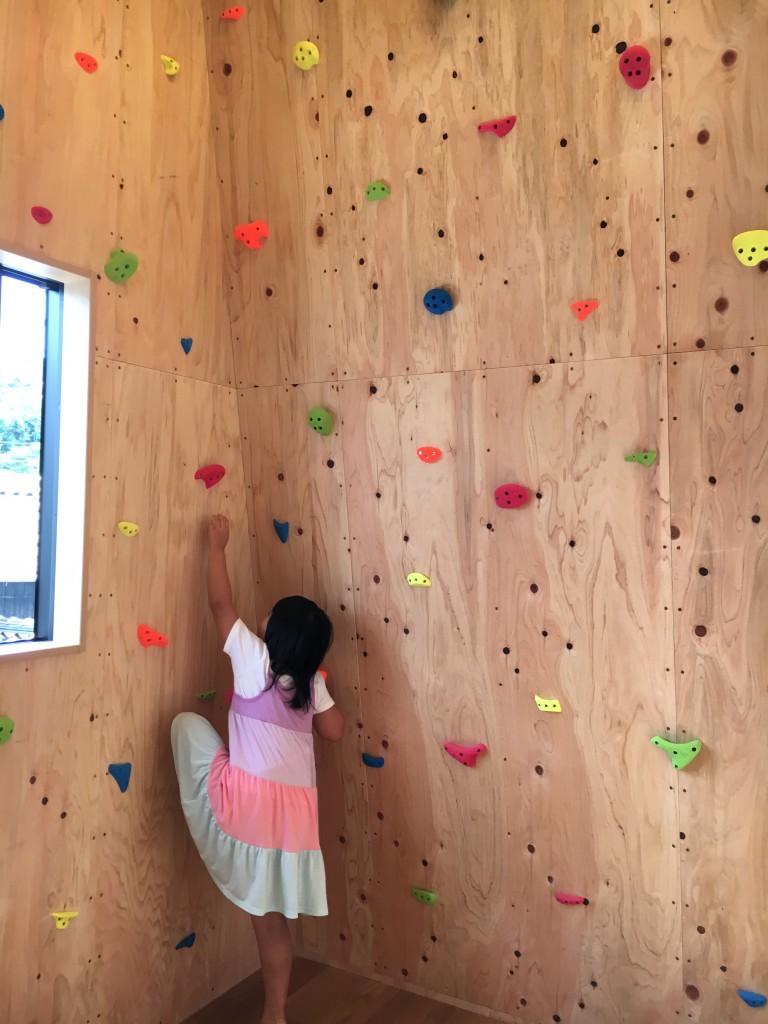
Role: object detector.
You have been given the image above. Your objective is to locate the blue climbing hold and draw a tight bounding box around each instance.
[175,932,196,950]
[739,989,767,1008]
[273,519,289,543]
[362,753,385,768]
[107,763,132,793]
[180,337,193,355]
[0,104,5,121]
[423,288,453,315]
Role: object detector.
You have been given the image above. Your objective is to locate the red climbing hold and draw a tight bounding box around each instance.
[555,892,589,905]
[235,221,270,249]
[477,116,516,139]
[137,624,169,648]
[220,5,245,19]
[444,742,488,767]
[494,484,530,509]
[618,45,651,90]
[571,300,599,322]
[194,464,226,489]
[74,52,99,73]
[417,446,442,464]
[319,669,328,681]
[30,206,52,225]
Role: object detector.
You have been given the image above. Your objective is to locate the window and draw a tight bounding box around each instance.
[0,250,90,656]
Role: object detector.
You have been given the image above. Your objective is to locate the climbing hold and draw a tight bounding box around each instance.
[31,206,52,225]
[74,52,98,73]
[618,44,651,90]
[555,892,589,906]
[407,573,432,587]
[651,736,701,770]
[292,41,320,70]
[732,230,768,267]
[235,221,269,250]
[107,763,132,793]
[180,337,193,355]
[411,888,438,905]
[362,753,385,768]
[423,289,453,315]
[365,181,391,201]
[52,912,79,929]
[308,407,334,435]
[273,519,289,544]
[104,249,139,284]
[137,624,169,648]
[625,451,658,467]
[417,446,442,463]
[477,116,516,139]
[0,716,15,746]
[160,55,180,76]
[117,521,139,537]
[175,932,196,950]
[0,104,5,121]
[220,6,245,19]
[494,484,530,509]
[196,690,216,700]
[535,695,562,713]
[571,300,599,321]
[194,464,226,489]
[739,990,768,1008]
[318,669,328,681]
[444,742,488,767]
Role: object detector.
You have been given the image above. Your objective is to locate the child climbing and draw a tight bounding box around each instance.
[171,514,344,1024]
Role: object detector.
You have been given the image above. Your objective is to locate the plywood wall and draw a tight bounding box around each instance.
[205,0,768,1021]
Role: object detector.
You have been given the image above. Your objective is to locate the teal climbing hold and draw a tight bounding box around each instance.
[107,763,132,793]
[104,249,139,284]
[0,716,15,746]
[366,181,391,201]
[411,888,438,905]
[362,753,385,768]
[175,932,196,950]
[651,736,702,770]
[308,407,333,435]
[739,989,767,1008]
[274,519,289,543]
[625,451,658,467]
[196,690,216,700]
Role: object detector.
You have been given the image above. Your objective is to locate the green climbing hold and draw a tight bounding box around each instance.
[308,407,333,436]
[366,181,391,201]
[0,716,15,746]
[104,249,139,284]
[651,735,702,770]
[625,451,658,467]
[196,690,216,700]
[411,887,438,905]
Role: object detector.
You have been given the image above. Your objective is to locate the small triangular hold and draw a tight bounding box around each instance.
[52,911,79,929]
[651,735,702,770]
[444,742,487,767]
[175,932,196,950]
[571,300,599,322]
[180,337,193,355]
[273,519,289,543]
[107,762,132,793]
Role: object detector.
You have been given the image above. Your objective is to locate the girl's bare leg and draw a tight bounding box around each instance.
[251,912,292,1024]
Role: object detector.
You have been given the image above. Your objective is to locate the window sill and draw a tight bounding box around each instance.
[0,639,83,661]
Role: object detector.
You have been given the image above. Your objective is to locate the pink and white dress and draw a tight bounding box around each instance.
[171,618,334,918]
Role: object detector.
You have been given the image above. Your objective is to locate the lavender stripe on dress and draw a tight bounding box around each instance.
[230,682,316,734]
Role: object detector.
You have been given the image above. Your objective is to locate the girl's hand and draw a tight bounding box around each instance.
[208,514,230,550]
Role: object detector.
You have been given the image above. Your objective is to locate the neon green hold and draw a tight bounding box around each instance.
[308,407,333,436]
[196,690,216,700]
[411,888,438,905]
[625,451,658,467]
[366,181,391,201]
[651,735,702,770]
[0,716,15,746]
[104,249,139,284]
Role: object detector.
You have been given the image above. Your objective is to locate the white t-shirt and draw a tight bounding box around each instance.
[224,618,335,713]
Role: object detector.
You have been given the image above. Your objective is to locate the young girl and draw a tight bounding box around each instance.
[171,514,344,1024]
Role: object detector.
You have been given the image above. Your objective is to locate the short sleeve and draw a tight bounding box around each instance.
[312,674,335,715]
[223,619,271,698]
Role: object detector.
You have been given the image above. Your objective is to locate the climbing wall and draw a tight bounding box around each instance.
[0,3,259,1022]
[205,0,768,1021]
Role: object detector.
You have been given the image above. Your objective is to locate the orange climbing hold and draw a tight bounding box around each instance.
[220,5,245,19]
[444,742,488,767]
[137,624,169,648]
[74,52,98,73]
[235,221,270,250]
[571,300,599,322]
[417,446,442,464]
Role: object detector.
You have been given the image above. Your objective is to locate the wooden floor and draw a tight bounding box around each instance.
[183,958,499,1023]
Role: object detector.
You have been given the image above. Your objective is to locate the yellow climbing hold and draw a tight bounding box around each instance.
[292,41,319,70]
[52,912,79,930]
[407,573,432,587]
[732,229,768,267]
[160,55,181,76]
[535,695,562,713]
[117,521,140,537]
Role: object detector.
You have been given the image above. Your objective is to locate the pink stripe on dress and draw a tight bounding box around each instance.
[207,746,321,853]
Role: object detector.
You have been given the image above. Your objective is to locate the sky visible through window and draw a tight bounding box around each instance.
[0,273,46,639]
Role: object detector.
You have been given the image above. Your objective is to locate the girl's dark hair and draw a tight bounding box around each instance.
[264,596,333,712]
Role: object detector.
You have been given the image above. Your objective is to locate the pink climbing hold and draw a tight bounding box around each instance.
[31,206,52,225]
[571,300,599,322]
[477,116,516,139]
[444,742,488,767]
[494,483,530,509]
[555,892,589,906]
[618,45,651,90]
[194,464,226,489]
